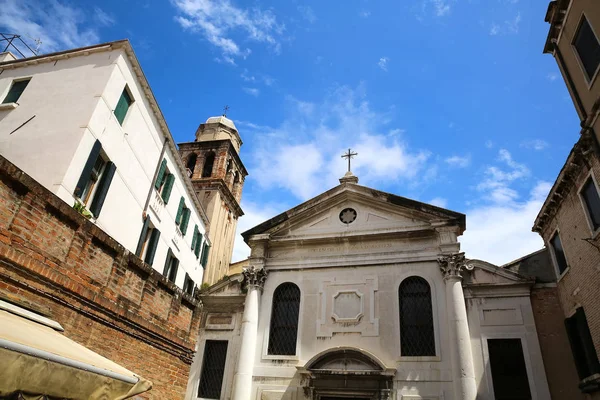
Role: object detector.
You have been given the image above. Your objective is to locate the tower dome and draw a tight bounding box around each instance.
[195,115,242,152]
[205,115,237,131]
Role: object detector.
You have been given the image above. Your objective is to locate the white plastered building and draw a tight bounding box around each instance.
[186,172,552,400]
[0,40,211,293]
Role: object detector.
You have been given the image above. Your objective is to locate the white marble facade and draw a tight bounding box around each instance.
[186,176,551,400]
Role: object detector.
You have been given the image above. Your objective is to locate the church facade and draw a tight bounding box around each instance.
[186,172,552,400]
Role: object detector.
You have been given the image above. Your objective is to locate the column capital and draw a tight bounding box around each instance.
[242,265,267,290]
[438,252,473,280]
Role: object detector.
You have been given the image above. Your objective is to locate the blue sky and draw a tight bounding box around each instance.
[1,0,580,264]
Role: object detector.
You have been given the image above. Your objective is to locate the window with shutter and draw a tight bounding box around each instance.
[161,174,175,204]
[155,159,167,190]
[74,140,102,199]
[114,88,133,125]
[183,273,195,296]
[2,79,31,104]
[201,242,210,268]
[268,283,300,355]
[135,216,151,257]
[163,249,179,283]
[399,276,435,357]
[89,161,116,218]
[198,340,228,399]
[175,197,185,225]
[488,339,532,400]
[144,229,160,266]
[180,207,191,236]
[573,16,600,81]
[195,230,203,258]
[191,227,198,251]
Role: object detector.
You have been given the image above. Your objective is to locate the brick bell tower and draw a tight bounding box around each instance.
[178,115,247,285]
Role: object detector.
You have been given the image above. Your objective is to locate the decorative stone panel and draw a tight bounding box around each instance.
[332,290,364,322]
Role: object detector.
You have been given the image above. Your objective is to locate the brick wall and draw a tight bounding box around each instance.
[531,286,584,400]
[0,155,202,399]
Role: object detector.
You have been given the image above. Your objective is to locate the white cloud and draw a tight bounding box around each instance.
[489,12,521,36]
[247,85,429,201]
[172,0,284,62]
[546,72,558,81]
[429,197,448,208]
[359,10,371,18]
[485,140,494,149]
[242,87,260,96]
[94,7,115,26]
[297,5,316,23]
[431,0,451,16]
[0,0,104,53]
[477,149,530,204]
[241,69,256,82]
[461,181,551,265]
[445,154,471,168]
[378,57,389,71]
[520,139,549,151]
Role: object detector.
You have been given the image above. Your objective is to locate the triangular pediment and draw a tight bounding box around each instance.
[465,259,534,286]
[242,183,465,243]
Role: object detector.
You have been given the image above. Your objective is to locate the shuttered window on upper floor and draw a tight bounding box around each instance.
[573,16,600,81]
[163,248,179,283]
[135,216,160,266]
[154,159,175,204]
[114,87,133,125]
[2,79,30,104]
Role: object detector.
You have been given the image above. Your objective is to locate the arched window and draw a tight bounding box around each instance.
[399,276,435,356]
[268,283,300,355]
[186,153,197,174]
[202,153,215,178]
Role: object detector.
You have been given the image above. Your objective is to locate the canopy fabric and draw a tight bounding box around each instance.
[0,310,152,400]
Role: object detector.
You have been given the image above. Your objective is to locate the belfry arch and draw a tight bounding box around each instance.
[297,347,395,400]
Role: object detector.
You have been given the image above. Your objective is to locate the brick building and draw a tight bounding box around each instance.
[0,154,202,398]
[532,0,600,396]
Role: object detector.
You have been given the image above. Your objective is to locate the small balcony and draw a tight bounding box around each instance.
[149,190,164,220]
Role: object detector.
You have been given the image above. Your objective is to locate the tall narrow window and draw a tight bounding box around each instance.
[200,242,210,268]
[565,308,600,383]
[202,153,215,178]
[268,283,300,355]
[488,339,532,400]
[183,273,195,296]
[74,140,116,218]
[186,153,197,174]
[550,231,568,275]
[581,177,600,231]
[573,16,600,81]
[2,79,30,104]
[114,87,133,125]
[399,276,435,356]
[135,216,160,266]
[163,249,179,283]
[198,340,228,399]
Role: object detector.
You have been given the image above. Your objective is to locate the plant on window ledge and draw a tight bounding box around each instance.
[73,199,93,219]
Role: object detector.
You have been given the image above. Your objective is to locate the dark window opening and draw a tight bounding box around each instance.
[550,231,568,275]
[198,340,228,399]
[581,177,600,230]
[565,308,600,384]
[268,283,300,355]
[186,153,197,174]
[183,273,195,296]
[202,153,215,178]
[399,276,435,356]
[3,79,30,104]
[488,338,532,400]
[163,249,179,283]
[574,16,600,81]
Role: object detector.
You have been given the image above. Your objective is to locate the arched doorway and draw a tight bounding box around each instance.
[297,347,395,400]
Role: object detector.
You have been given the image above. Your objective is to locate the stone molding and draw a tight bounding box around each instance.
[438,252,473,280]
[242,266,267,290]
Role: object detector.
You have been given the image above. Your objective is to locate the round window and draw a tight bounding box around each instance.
[339,208,357,224]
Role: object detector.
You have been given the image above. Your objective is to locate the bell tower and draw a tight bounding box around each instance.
[178,115,247,285]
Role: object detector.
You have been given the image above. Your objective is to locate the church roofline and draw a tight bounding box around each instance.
[241,182,466,242]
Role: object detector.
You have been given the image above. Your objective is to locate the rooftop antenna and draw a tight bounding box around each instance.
[223,105,230,117]
[0,33,39,58]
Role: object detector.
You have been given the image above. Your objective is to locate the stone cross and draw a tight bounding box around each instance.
[341,148,358,172]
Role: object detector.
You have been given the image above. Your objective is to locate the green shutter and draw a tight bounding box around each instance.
[135,215,150,257]
[191,226,198,251]
[89,161,116,218]
[161,174,175,204]
[195,230,203,258]
[145,228,160,265]
[155,159,167,190]
[201,242,210,268]
[175,197,185,225]
[74,140,102,198]
[163,248,173,276]
[114,89,132,125]
[3,79,30,104]
[180,208,191,236]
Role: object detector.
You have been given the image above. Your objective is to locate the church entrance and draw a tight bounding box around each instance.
[298,348,395,400]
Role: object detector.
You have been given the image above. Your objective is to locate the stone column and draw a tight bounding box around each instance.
[232,266,267,400]
[438,253,477,400]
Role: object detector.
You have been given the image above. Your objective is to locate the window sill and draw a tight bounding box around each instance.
[0,102,18,111]
[262,354,299,362]
[579,373,600,393]
[398,356,441,362]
